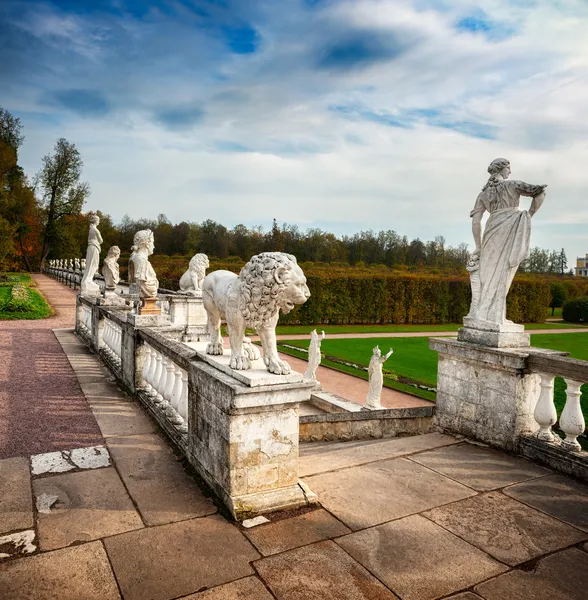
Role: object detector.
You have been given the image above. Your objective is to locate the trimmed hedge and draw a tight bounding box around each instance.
[562,296,588,323]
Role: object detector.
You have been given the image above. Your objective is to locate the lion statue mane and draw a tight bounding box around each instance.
[179,253,210,294]
[202,252,310,374]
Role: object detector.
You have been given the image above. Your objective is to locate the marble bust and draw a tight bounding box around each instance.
[465,158,546,334]
[80,214,103,296]
[129,230,159,299]
[102,246,121,295]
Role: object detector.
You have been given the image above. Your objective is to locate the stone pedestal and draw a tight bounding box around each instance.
[458,317,530,348]
[126,312,170,327]
[185,341,317,519]
[169,295,208,341]
[430,338,539,451]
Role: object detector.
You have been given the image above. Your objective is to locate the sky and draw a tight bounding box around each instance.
[1,0,587,264]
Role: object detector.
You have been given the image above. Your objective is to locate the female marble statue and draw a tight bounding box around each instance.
[365,346,393,409]
[102,246,121,293]
[80,214,103,295]
[304,330,326,381]
[467,158,547,327]
[129,230,159,299]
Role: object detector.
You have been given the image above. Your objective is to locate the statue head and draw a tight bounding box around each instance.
[107,246,120,259]
[133,230,154,256]
[373,345,381,357]
[89,214,100,226]
[487,158,510,179]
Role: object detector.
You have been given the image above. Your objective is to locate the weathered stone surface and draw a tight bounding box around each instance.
[503,474,588,532]
[244,508,350,555]
[445,594,484,599]
[410,442,549,491]
[0,541,120,600]
[33,467,143,551]
[255,540,399,599]
[104,515,259,600]
[424,491,586,566]
[106,434,216,526]
[0,457,33,534]
[31,446,110,476]
[475,547,588,599]
[0,530,36,560]
[299,432,460,477]
[89,399,156,437]
[337,514,506,600]
[182,577,274,599]
[305,457,475,530]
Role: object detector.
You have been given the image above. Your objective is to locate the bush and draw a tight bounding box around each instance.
[562,296,588,323]
[3,284,34,312]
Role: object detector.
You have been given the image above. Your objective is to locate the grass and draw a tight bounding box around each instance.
[279,333,588,424]
[0,273,53,320]
[275,321,587,335]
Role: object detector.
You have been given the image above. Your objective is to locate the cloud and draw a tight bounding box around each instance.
[153,105,206,130]
[50,89,110,117]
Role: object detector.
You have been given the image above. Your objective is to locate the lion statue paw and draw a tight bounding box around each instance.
[267,358,291,375]
[206,342,224,355]
[242,337,261,361]
[230,354,251,370]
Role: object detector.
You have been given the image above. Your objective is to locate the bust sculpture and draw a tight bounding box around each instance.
[304,329,326,381]
[202,252,310,374]
[365,346,393,409]
[465,158,547,330]
[80,214,103,296]
[102,246,121,295]
[179,253,210,295]
[129,230,159,301]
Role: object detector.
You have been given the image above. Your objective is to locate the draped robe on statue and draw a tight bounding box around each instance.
[469,180,545,326]
[80,224,102,293]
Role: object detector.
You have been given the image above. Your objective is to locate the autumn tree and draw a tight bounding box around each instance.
[36,138,90,270]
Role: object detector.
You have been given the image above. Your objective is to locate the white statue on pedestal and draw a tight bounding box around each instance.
[304,330,325,381]
[202,252,310,375]
[80,214,103,296]
[102,246,121,296]
[466,158,547,329]
[365,346,393,409]
[129,230,159,310]
[179,253,210,295]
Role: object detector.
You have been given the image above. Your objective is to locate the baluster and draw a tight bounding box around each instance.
[534,373,557,442]
[560,379,585,452]
[158,356,169,404]
[152,352,163,403]
[179,369,189,426]
[147,347,158,395]
[170,367,183,413]
[142,345,153,392]
[115,326,122,359]
[166,364,183,425]
[164,360,176,403]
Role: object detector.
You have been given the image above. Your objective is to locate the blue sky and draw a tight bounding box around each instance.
[1,0,588,263]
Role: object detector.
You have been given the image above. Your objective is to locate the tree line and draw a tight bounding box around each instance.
[0,106,573,275]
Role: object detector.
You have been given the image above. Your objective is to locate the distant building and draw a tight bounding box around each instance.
[575,254,588,276]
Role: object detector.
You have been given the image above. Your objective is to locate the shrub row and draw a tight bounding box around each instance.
[3,284,34,312]
[562,297,588,323]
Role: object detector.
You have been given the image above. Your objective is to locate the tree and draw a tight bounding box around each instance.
[559,248,568,276]
[549,282,567,316]
[36,138,90,270]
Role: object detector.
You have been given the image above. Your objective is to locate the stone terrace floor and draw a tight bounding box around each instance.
[1,277,588,599]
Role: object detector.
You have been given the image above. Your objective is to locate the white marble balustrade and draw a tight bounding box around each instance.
[141,343,188,433]
[533,373,586,452]
[80,304,93,335]
[102,318,122,368]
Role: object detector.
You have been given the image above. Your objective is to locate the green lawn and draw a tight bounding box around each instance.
[0,273,53,320]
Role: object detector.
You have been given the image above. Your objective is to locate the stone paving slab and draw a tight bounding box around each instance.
[337,514,506,600]
[88,398,157,437]
[474,547,588,600]
[183,576,275,599]
[299,432,460,477]
[254,540,399,599]
[106,433,217,526]
[31,445,110,476]
[305,456,475,530]
[0,530,36,560]
[244,508,350,555]
[104,515,260,600]
[503,474,588,532]
[409,442,550,491]
[0,457,33,535]
[447,594,484,599]
[0,541,120,600]
[33,467,144,551]
[424,491,586,566]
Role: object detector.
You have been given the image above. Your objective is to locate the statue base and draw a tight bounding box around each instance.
[139,297,161,315]
[458,317,530,348]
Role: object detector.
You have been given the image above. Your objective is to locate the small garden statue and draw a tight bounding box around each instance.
[129,230,159,313]
[80,214,103,296]
[304,329,326,382]
[179,253,210,295]
[102,246,121,297]
[365,346,393,409]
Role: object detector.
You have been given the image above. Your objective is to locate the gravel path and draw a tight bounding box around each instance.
[0,274,103,459]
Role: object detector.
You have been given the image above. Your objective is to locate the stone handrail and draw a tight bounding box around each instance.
[527,351,587,453]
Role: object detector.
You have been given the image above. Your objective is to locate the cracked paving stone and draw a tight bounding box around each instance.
[0,530,36,560]
[31,446,110,476]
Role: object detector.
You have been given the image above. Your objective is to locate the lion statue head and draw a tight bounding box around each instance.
[189,253,210,280]
[238,252,310,329]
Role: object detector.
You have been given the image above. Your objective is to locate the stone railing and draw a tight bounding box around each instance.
[74,296,317,519]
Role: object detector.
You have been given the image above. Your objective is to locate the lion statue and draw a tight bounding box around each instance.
[179,253,210,294]
[202,252,310,374]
